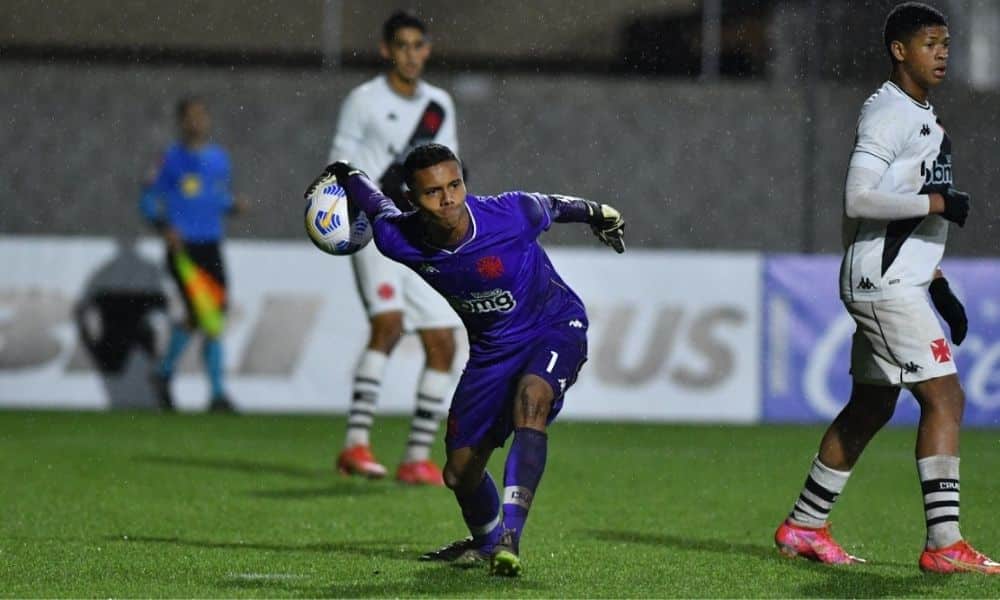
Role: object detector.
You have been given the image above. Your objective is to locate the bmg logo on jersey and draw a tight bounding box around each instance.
[920,154,952,187]
[448,288,516,314]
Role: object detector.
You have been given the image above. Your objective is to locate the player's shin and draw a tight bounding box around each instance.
[500,427,548,553]
[345,349,388,448]
[918,455,962,549]
[788,455,851,528]
[455,471,501,551]
[403,369,450,463]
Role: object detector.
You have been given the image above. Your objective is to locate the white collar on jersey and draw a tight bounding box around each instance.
[423,203,477,255]
[885,80,931,110]
[379,74,425,101]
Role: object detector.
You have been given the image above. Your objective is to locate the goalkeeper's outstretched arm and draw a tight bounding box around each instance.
[304,161,400,223]
[541,194,626,254]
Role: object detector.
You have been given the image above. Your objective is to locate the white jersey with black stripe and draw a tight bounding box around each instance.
[839,81,953,302]
[328,75,458,180]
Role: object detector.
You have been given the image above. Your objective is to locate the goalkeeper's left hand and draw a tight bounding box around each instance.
[929,277,968,345]
[588,203,626,254]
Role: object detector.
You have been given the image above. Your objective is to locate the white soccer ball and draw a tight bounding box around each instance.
[303,175,372,255]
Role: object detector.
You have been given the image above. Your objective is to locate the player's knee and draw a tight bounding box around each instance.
[845,385,897,430]
[443,462,479,494]
[916,375,965,414]
[864,400,896,428]
[368,313,403,351]
[920,380,965,421]
[421,329,455,369]
[513,380,553,429]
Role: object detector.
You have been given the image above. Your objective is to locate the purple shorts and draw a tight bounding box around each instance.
[445,321,588,450]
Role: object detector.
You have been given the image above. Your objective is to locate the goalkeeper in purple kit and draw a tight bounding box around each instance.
[305,143,624,576]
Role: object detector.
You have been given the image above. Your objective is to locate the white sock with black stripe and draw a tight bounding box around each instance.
[344,349,388,448]
[788,455,851,528]
[918,455,962,549]
[403,369,451,463]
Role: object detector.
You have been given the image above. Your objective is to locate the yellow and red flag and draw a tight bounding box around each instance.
[173,250,225,337]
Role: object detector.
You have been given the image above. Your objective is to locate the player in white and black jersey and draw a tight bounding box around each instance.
[327,11,461,486]
[775,3,999,575]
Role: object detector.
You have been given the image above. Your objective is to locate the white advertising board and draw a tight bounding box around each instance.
[0,237,760,422]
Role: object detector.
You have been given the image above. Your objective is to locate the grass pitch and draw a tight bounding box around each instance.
[1,411,998,598]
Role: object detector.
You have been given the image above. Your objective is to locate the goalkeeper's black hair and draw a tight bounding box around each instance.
[176,96,206,120]
[884,2,947,62]
[383,10,427,43]
[403,143,461,189]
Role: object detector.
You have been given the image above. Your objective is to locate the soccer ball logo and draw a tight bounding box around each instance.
[304,176,373,256]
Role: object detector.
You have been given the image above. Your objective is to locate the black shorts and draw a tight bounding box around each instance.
[166,242,228,326]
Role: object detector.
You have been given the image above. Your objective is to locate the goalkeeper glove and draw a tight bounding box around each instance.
[929,277,967,345]
[939,187,970,227]
[303,161,367,199]
[587,202,626,254]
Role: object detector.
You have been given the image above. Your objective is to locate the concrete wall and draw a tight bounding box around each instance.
[1,0,695,59]
[2,62,998,255]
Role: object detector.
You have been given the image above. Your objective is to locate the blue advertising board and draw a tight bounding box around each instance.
[762,255,1000,426]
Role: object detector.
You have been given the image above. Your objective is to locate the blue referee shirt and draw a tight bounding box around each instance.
[140,142,233,243]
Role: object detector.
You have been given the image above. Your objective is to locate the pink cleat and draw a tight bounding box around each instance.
[395,459,445,486]
[919,540,1000,574]
[775,519,865,565]
[336,445,387,479]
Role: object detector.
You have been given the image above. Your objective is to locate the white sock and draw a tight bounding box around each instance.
[403,369,451,463]
[918,455,962,549]
[344,349,388,448]
[789,455,851,528]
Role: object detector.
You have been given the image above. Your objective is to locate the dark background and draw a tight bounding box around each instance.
[2,0,998,255]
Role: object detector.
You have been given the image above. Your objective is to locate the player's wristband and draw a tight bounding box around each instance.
[546,194,598,223]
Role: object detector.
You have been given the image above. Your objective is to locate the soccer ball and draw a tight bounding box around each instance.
[303,175,372,255]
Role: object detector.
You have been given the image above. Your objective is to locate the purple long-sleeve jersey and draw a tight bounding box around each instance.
[344,174,588,357]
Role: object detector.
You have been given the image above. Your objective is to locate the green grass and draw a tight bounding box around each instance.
[1,411,998,598]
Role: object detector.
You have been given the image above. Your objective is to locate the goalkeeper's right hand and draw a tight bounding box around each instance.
[588,203,626,254]
[303,161,367,199]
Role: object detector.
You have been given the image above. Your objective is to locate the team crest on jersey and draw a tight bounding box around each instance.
[421,110,443,133]
[476,256,505,279]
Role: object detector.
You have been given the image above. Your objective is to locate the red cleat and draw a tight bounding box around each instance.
[396,459,445,486]
[775,519,865,565]
[336,445,387,479]
[920,540,1000,574]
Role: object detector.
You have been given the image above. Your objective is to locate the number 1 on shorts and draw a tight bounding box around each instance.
[546,350,559,373]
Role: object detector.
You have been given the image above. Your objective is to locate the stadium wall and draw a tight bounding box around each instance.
[1,237,998,426]
[2,63,999,256]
